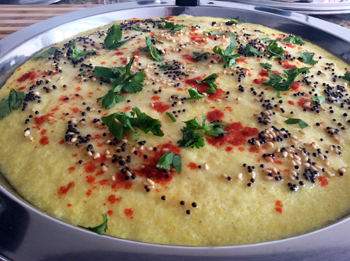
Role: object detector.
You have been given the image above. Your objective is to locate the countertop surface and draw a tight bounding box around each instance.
[0,2,350,40]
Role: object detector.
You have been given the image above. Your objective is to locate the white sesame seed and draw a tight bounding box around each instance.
[24,130,30,137]
[93,152,100,159]
[146,178,155,187]
[87,151,93,157]
[162,148,170,152]
[111,175,116,181]
[102,166,108,172]
[237,173,243,180]
[147,147,154,151]
[71,137,77,143]
[204,163,209,170]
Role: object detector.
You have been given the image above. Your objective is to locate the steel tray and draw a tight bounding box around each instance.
[1,1,350,260]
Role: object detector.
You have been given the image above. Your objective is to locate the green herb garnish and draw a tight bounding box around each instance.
[226,16,245,24]
[242,44,261,57]
[177,127,205,149]
[300,52,318,65]
[79,213,108,234]
[263,67,311,91]
[96,85,127,109]
[166,112,176,122]
[156,150,182,174]
[283,36,305,45]
[213,33,241,68]
[266,40,284,60]
[159,64,175,71]
[101,107,163,141]
[143,36,164,61]
[193,52,209,60]
[0,89,25,120]
[104,25,130,50]
[285,118,309,129]
[196,73,218,94]
[157,22,185,34]
[259,37,272,42]
[203,31,229,36]
[187,88,205,101]
[311,96,326,103]
[260,62,272,69]
[33,47,58,60]
[343,72,350,82]
[94,56,145,109]
[71,41,96,61]
[177,116,229,149]
[78,71,86,77]
[132,24,143,31]
[276,91,281,98]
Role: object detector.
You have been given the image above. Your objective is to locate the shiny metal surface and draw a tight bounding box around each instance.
[1,1,350,260]
[226,0,350,14]
[0,0,60,4]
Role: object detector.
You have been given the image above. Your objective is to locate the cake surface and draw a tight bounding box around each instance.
[1,15,350,246]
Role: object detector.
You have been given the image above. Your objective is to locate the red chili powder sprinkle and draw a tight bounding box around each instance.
[84,161,97,173]
[68,167,75,173]
[124,208,133,218]
[17,71,37,83]
[275,200,283,213]
[187,162,197,170]
[319,176,329,187]
[86,175,96,184]
[39,136,49,145]
[107,210,113,216]
[86,190,92,197]
[152,95,161,101]
[249,147,260,153]
[207,109,224,122]
[152,102,170,113]
[226,146,233,152]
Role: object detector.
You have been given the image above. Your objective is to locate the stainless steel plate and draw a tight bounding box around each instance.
[1,1,350,260]
[226,0,350,14]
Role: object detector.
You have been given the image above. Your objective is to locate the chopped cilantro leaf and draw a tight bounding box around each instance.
[159,64,175,71]
[276,91,281,98]
[187,88,205,101]
[0,89,25,120]
[71,41,96,61]
[166,112,176,122]
[242,44,261,57]
[79,213,108,234]
[193,52,209,60]
[33,47,58,60]
[104,25,130,50]
[259,37,272,42]
[300,52,318,65]
[213,33,241,68]
[226,16,245,24]
[94,57,145,108]
[311,96,326,103]
[97,85,126,109]
[156,150,182,174]
[132,24,142,31]
[203,31,229,36]
[184,115,229,137]
[343,72,350,82]
[101,107,163,141]
[196,74,218,94]
[157,22,185,34]
[283,36,305,45]
[266,40,284,60]
[260,62,272,69]
[144,36,164,61]
[263,67,311,91]
[285,118,309,129]
[177,127,205,149]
